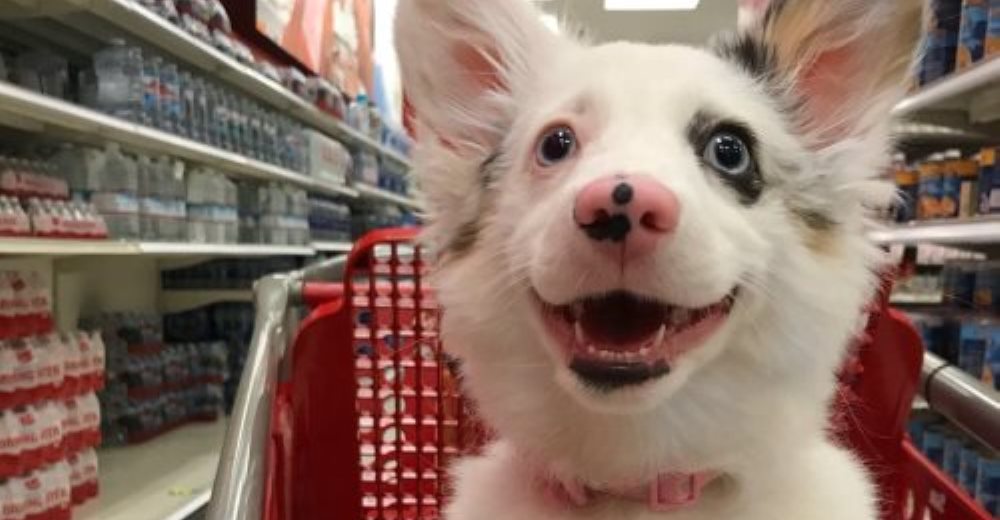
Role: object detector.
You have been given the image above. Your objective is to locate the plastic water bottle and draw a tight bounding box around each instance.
[92,40,142,122]
[141,55,161,128]
[349,94,371,135]
[159,60,182,135]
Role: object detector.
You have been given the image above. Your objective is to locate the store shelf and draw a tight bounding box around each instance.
[355,184,422,211]
[311,241,353,253]
[65,0,412,171]
[0,80,357,200]
[0,238,136,256]
[137,242,314,257]
[75,420,227,520]
[160,289,253,313]
[889,294,945,306]
[869,218,1000,246]
[893,122,993,144]
[894,56,1000,116]
[0,238,316,257]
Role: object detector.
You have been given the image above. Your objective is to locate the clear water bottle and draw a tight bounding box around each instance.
[180,71,195,139]
[159,60,182,135]
[141,55,161,128]
[349,94,371,135]
[92,40,142,122]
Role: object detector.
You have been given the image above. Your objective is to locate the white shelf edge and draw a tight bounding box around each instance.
[0,80,355,199]
[869,218,1000,245]
[310,240,353,253]
[76,0,412,170]
[355,184,422,211]
[0,238,316,257]
[893,56,1000,116]
[0,238,137,256]
[138,242,315,256]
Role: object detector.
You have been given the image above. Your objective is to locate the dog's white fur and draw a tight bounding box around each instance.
[395,1,923,518]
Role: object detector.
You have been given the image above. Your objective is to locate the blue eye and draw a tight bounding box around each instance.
[704,132,752,177]
[536,126,577,166]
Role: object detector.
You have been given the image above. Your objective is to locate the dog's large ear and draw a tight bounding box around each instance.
[394,0,561,155]
[735,0,924,147]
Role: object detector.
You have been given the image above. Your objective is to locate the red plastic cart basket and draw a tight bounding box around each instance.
[205,228,994,520]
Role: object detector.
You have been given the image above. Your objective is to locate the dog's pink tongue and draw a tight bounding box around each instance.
[579,293,667,351]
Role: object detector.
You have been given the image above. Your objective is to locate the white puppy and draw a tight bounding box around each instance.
[394,1,923,518]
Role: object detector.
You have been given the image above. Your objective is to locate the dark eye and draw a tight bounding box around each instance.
[703,132,752,177]
[536,126,577,166]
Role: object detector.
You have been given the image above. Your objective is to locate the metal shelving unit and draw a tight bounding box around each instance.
[0,238,318,257]
[310,241,354,254]
[354,184,423,212]
[869,218,1000,247]
[58,0,412,172]
[894,56,1000,116]
[0,81,358,200]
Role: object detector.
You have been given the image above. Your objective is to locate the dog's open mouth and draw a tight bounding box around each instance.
[537,290,736,391]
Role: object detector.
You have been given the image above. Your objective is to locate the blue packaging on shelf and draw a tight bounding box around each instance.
[958,321,988,378]
[976,455,1000,517]
[988,0,1000,57]
[958,0,989,69]
[961,446,982,493]
[922,426,947,467]
[974,262,1000,310]
[922,0,963,84]
[943,434,967,480]
[985,330,1000,389]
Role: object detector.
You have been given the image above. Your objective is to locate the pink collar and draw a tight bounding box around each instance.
[543,471,718,512]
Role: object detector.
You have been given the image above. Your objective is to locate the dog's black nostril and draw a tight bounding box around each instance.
[612,183,634,205]
[581,213,632,243]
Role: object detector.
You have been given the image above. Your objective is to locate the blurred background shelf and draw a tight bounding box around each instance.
[53,0,411,171]
[869,218,1000,247]
[310,240,353,253]
[355,184,421,211]
[0,81,357,199]
[0,238,316,257]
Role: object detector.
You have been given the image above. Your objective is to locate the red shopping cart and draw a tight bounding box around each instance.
[205,228,995,520]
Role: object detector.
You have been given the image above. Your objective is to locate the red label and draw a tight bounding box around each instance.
[24,477,40,491]
[16,349,33,364]
[19,413,35,426]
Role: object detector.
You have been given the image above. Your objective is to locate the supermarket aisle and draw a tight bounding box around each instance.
[0,0,416,518]
[0,0,997,519]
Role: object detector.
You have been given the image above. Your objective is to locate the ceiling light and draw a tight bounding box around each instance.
[604,0,700,11]
[539,13,561,34]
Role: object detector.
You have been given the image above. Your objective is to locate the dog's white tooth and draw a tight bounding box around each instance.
[599,349,613,360]
[639,347,651,357]
[574,322,585,344]
[654,324,666,346]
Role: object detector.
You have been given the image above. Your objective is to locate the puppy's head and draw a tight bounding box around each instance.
[396,0,922,480]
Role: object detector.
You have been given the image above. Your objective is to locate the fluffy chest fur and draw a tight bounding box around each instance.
[394,0,923,518]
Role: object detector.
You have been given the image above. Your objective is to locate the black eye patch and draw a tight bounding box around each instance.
[686,111,764,205]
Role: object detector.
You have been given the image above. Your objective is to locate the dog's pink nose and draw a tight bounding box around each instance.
[573,175,679,257]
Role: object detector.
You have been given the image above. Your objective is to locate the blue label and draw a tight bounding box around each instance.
[986,329,1000,390]
[990,1,1000,36]
[976,457,1000,516]
[961,5,988,62]
[961,447,981,492]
